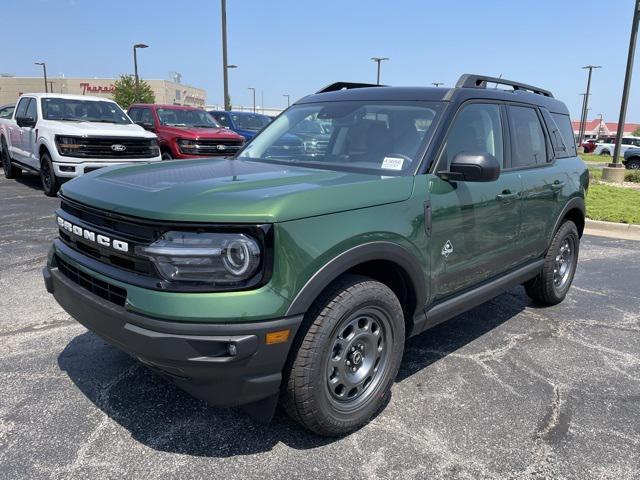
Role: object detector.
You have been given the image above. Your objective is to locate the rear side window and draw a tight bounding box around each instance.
[550,113,577,157]
[440,103,504,168]
[508,106,547,167]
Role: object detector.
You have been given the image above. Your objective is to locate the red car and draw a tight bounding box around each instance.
[581,139,597,153]
[128,104,244,160]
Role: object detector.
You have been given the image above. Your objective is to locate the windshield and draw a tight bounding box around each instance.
[157,108,220,128]
[238,101,443,174]
[42,98,131,124]
[232,113,271,131]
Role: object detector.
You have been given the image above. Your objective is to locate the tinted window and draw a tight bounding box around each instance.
[0,105,14,119]
[15,98,30,118]
[25,98,37,121]
[210,113,229,126]
[42,98,130,124]
[551,113,577,157]
[441,103,503,167]
[508,106,547,167]
[128,108,141,122]
[139,108,154,124]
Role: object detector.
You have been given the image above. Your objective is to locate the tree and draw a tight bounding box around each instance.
[633,127,640,137]
[113,75,155,109]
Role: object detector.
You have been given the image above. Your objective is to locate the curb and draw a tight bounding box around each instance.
[584,219,640,241]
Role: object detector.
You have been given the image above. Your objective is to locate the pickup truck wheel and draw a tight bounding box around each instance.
[161,151,173,161]
[599,150,611,156]
[1,140,21,179]
[40,153,59,197]
[525,221,579,306]
[282,275,405,436]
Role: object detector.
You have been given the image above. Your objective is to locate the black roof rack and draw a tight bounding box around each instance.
[455,74,554,98]
[316,82,384,94]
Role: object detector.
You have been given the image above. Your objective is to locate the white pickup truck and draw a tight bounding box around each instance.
[592,136,640,156]
[0,93,161,196]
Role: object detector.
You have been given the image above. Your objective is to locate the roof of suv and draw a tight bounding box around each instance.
[297,74,570,115]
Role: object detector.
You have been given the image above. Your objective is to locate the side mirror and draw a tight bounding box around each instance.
[136,121,155,132]
[439,152,500,182]
[16,116,36,128]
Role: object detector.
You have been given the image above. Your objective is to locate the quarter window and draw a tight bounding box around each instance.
[550,113,577,157]
[508,106,547,167]
[440,103,503,168]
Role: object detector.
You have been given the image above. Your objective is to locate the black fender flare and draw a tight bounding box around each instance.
[285,241,427,317]
[550,196,585,242]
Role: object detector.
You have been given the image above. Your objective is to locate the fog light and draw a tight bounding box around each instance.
[227,343,237,356]
[266,329,290,345]
[59,165,75,172]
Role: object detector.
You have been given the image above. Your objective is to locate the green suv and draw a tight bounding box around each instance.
[43,74,588,436]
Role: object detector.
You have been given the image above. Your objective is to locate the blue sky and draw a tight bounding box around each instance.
[2,0,639,122]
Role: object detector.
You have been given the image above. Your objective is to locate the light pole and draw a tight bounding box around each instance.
[611,0,640,170]
[34,62,48,93]
[225,64,237,109]
[248,87,256,113]
[133,43,148,103]
[432,82,444,87]
[221,0,232,111]
[283,94,290,108]
[577,65,601,147]
[370,57,389,85]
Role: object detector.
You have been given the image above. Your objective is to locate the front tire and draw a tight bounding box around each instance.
[282,275,405,436]
[626,158,640,170]
[525,221,579,306]
[40,152,59,197]
[600,150,611,156]
[161,150,173,161]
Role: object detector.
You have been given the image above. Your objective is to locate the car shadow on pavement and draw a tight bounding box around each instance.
[14,172,43,191]
[57,287,528,457]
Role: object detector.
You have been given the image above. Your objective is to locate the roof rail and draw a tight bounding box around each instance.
[316,82,384,94]
[455,74,554,98]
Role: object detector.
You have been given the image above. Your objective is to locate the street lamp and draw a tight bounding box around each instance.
[283,94,290,108]
[34,62,48,94]
[221,0,233,111]
[577,65,601,147]
[248,87,256,113]
[370,57,389,85]
[133,43,148,103]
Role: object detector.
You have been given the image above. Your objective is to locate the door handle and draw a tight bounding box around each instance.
[496,190,520,202]
[550,181,565,191]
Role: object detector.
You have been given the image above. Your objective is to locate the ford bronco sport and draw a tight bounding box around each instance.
[43,74,588,436]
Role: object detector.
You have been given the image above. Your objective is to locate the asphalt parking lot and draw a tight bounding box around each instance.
[1,173,639,480]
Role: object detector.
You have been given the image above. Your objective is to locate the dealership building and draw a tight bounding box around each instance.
[0,76,207,107]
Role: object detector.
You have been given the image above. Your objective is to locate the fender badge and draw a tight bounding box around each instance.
[441,240,454,258]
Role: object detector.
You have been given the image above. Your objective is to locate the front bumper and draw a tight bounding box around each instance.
[52,156,162,177]
[43,264,302,409]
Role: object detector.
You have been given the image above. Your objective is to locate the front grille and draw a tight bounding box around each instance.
[58,136,159,159]
[56,255,127,306]
[178,139,243,156]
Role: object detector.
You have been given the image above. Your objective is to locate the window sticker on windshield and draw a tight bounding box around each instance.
[381,157,404,171]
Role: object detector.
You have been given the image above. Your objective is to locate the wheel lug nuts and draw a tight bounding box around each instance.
[346,360,351,366]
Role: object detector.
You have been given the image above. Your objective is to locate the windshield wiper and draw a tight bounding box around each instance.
[193,124,215,128]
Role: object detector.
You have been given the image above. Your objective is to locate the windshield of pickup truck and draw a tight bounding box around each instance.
[232,113,271,131]
[157,108,221,128]
[238,101,443,174]
[41,98,131,124]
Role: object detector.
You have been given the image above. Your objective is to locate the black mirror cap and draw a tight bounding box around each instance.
[448,152,500,182]
[16,116,36,128]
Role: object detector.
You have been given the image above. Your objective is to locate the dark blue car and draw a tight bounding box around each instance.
[208,111,272,141]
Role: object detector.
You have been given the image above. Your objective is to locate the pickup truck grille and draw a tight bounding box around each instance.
[56,136,159,159]
[178,139,244,156]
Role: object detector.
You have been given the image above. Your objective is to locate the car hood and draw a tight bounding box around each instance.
[42,120,156,138]
[60,158,414,223]
[161,125,243,140]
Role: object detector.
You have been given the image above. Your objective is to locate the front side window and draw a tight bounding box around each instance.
[440,103,503,168]
[139,108,154,125]
[508,106,547,167]
[210,112,229,126]
[42,98,130,124]
[157,108,220,128]
[232,113,271,131]
[25,98,38,121]
[15,98,30,118]
[238,101,443,175]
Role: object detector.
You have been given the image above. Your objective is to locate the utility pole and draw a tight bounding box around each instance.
[577,65,601,147]
[221,0,231,111]
[133,43,148,103]
[370,57,389,85]
[611,0,640,169]
[597,113,604,139]
[283,94,290,108]
[34,62,48,93]
[248,87,256,113]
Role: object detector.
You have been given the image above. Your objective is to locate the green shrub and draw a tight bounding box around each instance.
[624,170,640,183]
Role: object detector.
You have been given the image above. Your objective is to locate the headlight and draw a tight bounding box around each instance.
[136,231,262,285]
[56,136,85,156]
[149,138,160,156]
[177,139,199,154]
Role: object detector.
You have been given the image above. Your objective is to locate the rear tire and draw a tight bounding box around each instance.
[600,150,611,156]
[626,158,640,170]
[282,275,405,437]
[40,152,60,197]
[1,139,21,179]
[525,221,579,306]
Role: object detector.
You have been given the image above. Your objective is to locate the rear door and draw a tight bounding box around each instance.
[428,101,523,300]
[507,104,565,261]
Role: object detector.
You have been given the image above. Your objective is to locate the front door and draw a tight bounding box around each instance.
[9,97,30,163]
[428,102,522,302]
[21,98,39,169]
